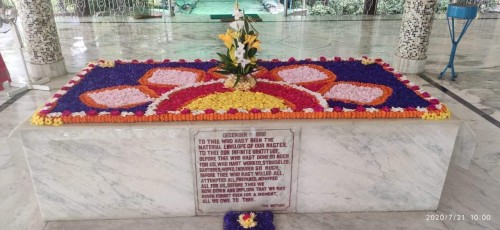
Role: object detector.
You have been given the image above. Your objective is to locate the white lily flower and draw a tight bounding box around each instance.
[233,8,244,20]
[235,43,245,59]
[229,20,244,31]
[240,58,250,68]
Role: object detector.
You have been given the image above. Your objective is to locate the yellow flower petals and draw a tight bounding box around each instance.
[184,91,288,111]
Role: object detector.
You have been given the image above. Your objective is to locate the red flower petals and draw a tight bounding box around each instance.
[135,110,145,116]
[429,99,440,104]
[86,110,98,116]
[156,83,230,112]
[250,108,261,113]
[355,106,366,112]
[62,110,72,116]
[313,105,324,112]
[333,106,343,112]
[427,105,438,111]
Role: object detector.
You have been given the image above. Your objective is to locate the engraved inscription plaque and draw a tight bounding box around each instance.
[193,128,298,214]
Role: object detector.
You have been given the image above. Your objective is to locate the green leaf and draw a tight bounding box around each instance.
[233,74,241,87]
[244,64,251,74]
[244,19,249,33]
[215,70,230,74]
[248,48,257,57]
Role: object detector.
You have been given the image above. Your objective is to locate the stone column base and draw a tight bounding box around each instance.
[26,59,67,82]
[393,54,427,74]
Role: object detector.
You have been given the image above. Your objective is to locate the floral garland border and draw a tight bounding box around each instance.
[31,57,451,126]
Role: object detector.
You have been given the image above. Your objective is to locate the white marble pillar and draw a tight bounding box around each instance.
[18,0,67,82]
[393,0,437,74]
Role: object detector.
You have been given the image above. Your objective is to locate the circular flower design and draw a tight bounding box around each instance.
[148,79,327,115]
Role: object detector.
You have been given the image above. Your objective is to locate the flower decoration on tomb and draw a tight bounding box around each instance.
[216,1,261,90]
[31,56,452,126]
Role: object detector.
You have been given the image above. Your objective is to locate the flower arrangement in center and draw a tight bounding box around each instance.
[217,1,261,90]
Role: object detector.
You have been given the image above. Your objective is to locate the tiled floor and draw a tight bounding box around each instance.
[0,14,499,230]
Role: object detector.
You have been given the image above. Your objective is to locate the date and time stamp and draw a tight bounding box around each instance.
[426,214,492,221]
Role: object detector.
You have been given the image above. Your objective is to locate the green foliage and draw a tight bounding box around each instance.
[307,0,497,15]
[308,0,364,16]
[376,0,404,15]
[435,0,449,14]
[308,2,332,15]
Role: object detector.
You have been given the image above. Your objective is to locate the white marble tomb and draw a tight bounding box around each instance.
[9,118,463,221]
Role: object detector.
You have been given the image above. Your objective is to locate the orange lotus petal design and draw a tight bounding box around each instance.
[269,64,337,94]
[80,85,158,109]
[324,82,393,106]
[139,67,205,87]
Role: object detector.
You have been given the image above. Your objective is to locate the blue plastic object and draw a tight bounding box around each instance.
[439,4,478,80]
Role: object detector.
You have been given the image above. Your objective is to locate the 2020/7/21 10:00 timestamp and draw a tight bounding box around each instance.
[426,214,492,221]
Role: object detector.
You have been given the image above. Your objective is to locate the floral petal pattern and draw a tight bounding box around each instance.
[80,85,157,109]
[32,58,450,126]
[139,67,205,87]
[324,82,393,106]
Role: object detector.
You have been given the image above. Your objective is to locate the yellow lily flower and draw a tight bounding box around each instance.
[244,34,257,45]
[218,34,233,49]
[251,40,260,49]
[229,46,237,64]
[250,57,257,64]
[228,29,240,39]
